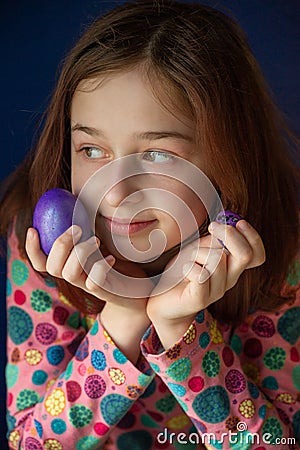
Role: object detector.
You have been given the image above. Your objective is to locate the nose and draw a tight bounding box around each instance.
[103,158,144,208]
[105,178,144,207]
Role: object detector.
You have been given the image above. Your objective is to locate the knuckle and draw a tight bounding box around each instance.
[61,267,70,281]
[239,247,253,265]
[74,244,87,260]
[74,239,98,260]
[256,250,266,266]
[208,249,225,269]
[55,233,66,245]
[31,261,44,272]
[251,234,263,249]
[92,264,107,285]
[86,278,100,292]
[61,266,77,283]
[45,261,59,277]
[225,225,235,239]
[54,233,72,250]
[216,287,226,301]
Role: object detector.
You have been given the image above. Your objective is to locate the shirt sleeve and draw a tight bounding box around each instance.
[141,290,300,449]
[6,226,155,450]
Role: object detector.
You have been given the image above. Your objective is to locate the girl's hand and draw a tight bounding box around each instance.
[25,225,153,301]
[25,225,152,363]
[147,220,266,349]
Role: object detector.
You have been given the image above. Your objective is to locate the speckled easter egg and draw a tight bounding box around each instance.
[215,210,243,227]
[33,188,91,255]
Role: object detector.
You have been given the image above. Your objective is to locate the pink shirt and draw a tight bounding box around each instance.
[6,225,300,449]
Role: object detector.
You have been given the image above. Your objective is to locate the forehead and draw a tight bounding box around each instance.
[72,67,193,127]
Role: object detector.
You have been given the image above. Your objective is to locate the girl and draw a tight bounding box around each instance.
[1,1,299,449]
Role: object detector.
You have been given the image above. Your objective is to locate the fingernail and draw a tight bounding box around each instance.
[27,229,34,240]
[87,235,98,245]
[95,237,100,247]
[105,255,115,265]
[68,225,81,236]
[208,222,215,232]
[236,220,249,231]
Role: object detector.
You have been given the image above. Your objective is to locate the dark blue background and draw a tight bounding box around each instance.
[1,0,299,446]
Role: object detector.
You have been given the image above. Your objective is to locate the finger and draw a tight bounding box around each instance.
[201,250,227,300]
[209,220,265,290]
[46,225,82,277]
[190,245,225,278]
[192,233,216,250]
[61,236,101,285]
[209,221,254,268]
[25,228,47,272]
[236,220,266,268]
[208,221,250,290]
[187,242,232,301]
[181,261,210,308]
[85,256,115,293]
[183,247,227,302]
[209,220,265,268]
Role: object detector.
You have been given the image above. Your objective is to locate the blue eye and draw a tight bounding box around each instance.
[142,150,175,163]
[82,147,109,159]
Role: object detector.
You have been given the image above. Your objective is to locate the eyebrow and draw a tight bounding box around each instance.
[71,124,102,136]
[71,123,194,143]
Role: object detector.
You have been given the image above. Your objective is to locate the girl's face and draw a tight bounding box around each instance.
[71,68,208,263]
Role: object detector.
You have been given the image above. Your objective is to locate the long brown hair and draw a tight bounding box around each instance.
[1,0,299,323]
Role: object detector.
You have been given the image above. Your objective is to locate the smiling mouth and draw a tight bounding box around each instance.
[103,217,157,236]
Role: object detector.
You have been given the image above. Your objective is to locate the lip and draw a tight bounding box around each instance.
[103,217,157,236]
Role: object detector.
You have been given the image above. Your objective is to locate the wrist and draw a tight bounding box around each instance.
[101,301,150,327]
[150,315,196,350]
[100,302,150,364]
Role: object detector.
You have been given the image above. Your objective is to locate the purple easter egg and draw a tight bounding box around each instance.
[215,210,243,227]
[33,188,92,255]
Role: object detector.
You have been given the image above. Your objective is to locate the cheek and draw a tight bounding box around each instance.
[71,162,93,196]
[164,184,207,224]
[157,203,206,247]
[71,156,80,194]
[149,181,208,241]
[180,185,209,221]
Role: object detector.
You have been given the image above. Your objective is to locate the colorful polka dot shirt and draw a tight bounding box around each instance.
[6,225,300,449]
